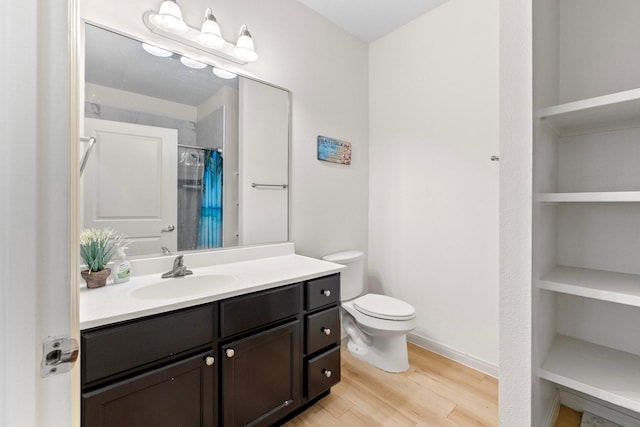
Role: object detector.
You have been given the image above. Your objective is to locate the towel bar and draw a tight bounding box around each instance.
[251,183,288,189]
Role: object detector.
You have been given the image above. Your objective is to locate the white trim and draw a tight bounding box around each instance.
[407,332,499,378]
[560,389,640,427]
[542,392,561,427]
[69,1,82,425]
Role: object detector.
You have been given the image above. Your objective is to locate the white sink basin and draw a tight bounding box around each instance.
[130,274,238,299]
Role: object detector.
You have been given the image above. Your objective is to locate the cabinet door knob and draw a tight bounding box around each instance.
[204,355,215,366]
[322,289,331,297]
[226,348,235,358]
[322,369,332,378]
[322,327,331,336]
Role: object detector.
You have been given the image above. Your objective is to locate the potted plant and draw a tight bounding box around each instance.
[80,228,129,288]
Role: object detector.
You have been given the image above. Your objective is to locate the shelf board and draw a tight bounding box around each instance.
[537,191,640,203]
[539,87,640,133]
[540,335,640,413]
[539,266,640,307]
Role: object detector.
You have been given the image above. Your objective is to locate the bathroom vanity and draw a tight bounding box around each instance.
[79,250,343,427]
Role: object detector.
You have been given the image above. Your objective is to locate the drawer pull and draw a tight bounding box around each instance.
[321,289,331,297]
[322,368,332,378]
[322,327,331,336]
[204,355,215,366]
[226,349,235,358]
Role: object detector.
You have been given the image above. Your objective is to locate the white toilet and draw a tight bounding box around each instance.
[322,250,416,373]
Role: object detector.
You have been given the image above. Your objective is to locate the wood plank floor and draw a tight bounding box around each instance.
[554,406,582,427]
[284,343,498,426]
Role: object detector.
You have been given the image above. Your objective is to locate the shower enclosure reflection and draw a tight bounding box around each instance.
[178,145,223,251]
[82,24,289,257]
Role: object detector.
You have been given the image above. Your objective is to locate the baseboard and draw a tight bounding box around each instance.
[543,392,561,427]
[559,389,640,427]
[407,332,499,378]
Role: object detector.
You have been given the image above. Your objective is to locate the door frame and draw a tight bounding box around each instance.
[1,0,80,426]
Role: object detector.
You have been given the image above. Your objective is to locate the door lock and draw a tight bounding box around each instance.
[41,336,79,378]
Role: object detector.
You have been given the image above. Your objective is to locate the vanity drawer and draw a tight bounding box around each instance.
[306,346,340,399]
[82,304,215,387]
[220,283,300,338]
[306,306,340,355]
[305,274,340,311]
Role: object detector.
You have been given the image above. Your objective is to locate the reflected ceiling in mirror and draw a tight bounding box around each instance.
[82,24,290,258]
[85,24,238,106]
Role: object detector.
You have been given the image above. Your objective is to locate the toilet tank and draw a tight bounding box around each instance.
[322,250,364,301]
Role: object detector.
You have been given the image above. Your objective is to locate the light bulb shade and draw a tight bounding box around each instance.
[155,0,187,33]
[199,9,225,49]
[233,25,258,62]
[180,56,207,69]
[142,43,173,57]
[213,67,237,79]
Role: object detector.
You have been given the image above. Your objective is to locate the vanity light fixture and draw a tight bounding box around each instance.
[212,67,237,79]
[143,3,259,65]
[152,0,188,33]
[233,25,258,62]
[180,56,207,69]
[142,42,173,57]
[199,8,225,49]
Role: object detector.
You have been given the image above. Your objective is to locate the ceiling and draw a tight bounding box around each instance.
[295,0,448,43]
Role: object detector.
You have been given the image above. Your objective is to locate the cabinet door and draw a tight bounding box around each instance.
[82,350,216,427]
[221,320,300,427]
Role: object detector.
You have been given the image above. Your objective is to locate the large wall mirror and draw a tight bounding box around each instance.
[82,24,290,257]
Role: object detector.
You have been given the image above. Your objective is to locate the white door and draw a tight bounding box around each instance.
[2,1,78,426]
[238,79,289,245]
[83,118,178,255]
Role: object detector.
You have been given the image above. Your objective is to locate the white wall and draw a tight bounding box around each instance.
[80,0,370,260]
[500,0,534,424]
[559,0,640,103]
[369,0,499,369]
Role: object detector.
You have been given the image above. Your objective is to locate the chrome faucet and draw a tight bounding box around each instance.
[161,255,193,278]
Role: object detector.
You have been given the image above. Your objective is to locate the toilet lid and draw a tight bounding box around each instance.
[353,294,416,321]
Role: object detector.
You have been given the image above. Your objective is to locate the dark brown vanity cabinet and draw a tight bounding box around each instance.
[81,304,217,427]
[81,275,340,427]
[303,274,341,401]
[219,284,301,427]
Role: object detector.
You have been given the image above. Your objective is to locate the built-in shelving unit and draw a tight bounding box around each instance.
[533,3,640,421]
[537,192,640,203]
[540,335,640,414]
[539,266,640,307]
[536,88,640,417]
[539,87,640,134]
[536,86,640,418]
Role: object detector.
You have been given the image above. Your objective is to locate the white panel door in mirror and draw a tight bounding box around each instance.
[83,118,178,255]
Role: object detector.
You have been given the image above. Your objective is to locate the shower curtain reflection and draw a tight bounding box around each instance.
[198,150,223,248]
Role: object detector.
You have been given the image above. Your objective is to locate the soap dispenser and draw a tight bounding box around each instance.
[114,247,131,283]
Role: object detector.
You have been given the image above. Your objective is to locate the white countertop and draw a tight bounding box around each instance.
[80,254,344,330]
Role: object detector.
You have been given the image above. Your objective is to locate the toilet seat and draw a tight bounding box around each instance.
[353,294,415,321]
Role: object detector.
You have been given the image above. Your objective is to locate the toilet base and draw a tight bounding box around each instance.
[346,333,410,373]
